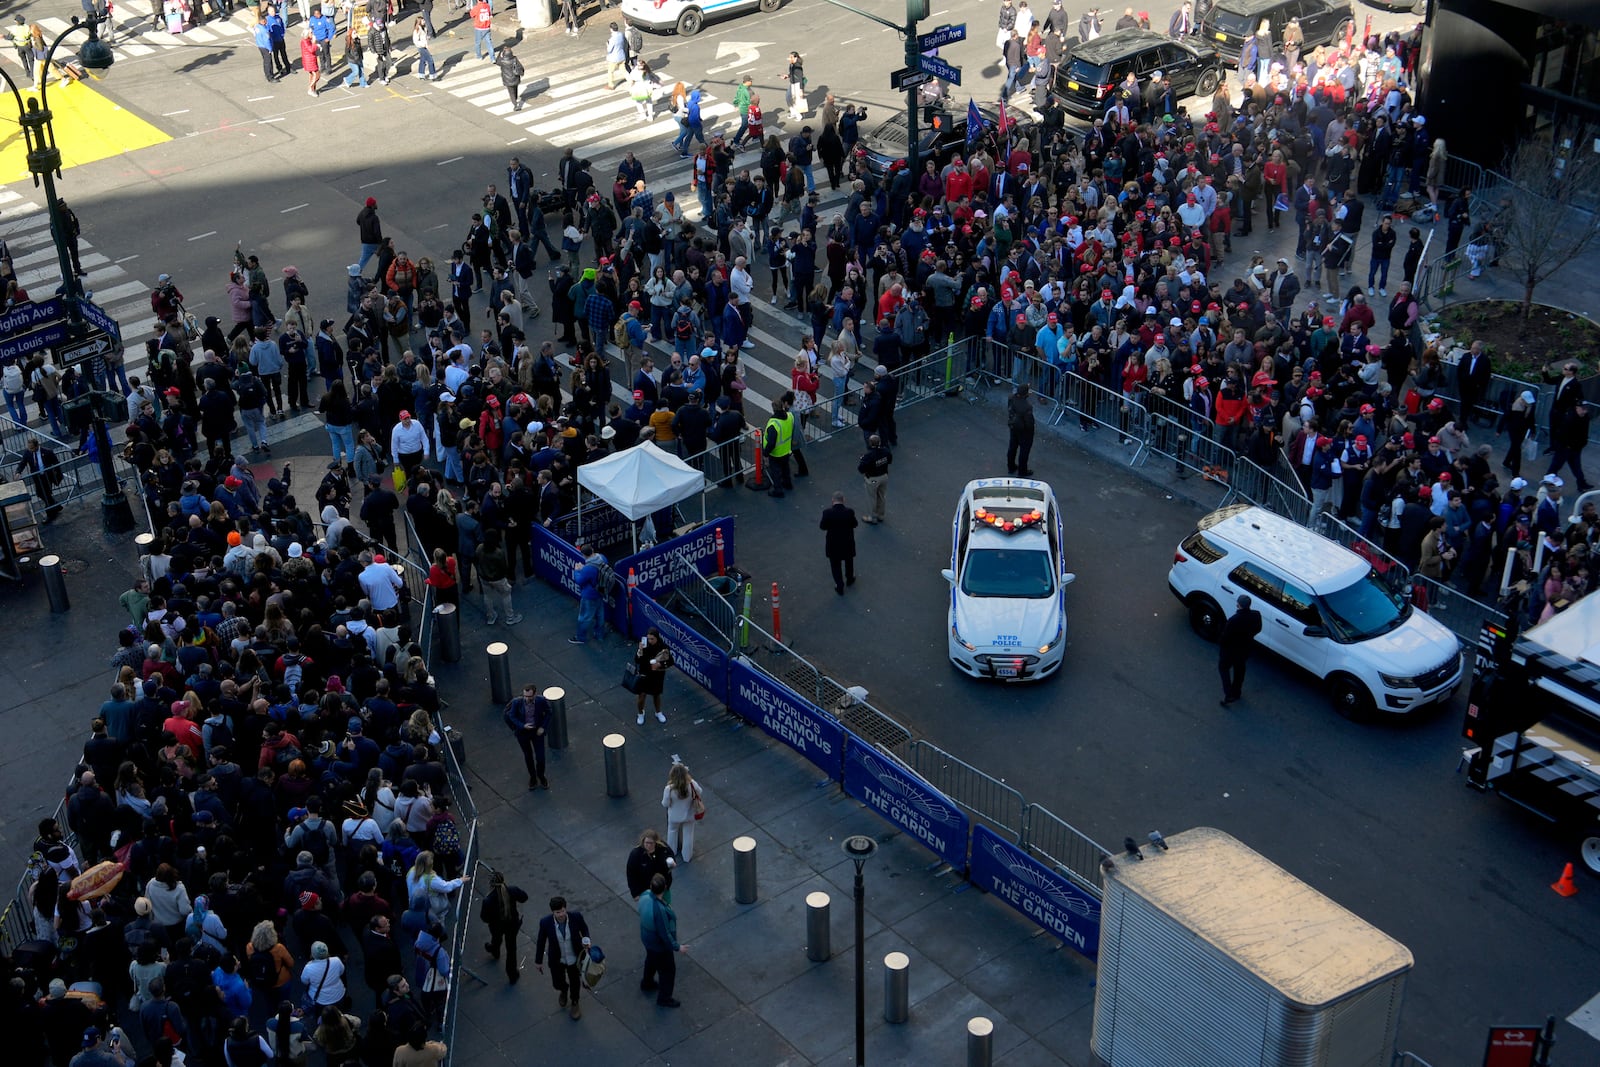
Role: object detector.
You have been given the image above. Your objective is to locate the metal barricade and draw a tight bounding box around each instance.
[1138,408,1238,489]
[1410,574,1509,648]
[909,740,1024,841]
[657,552,742,647]
[1229,456,1315,526]
[0,414,142,525]
[1392,1052,1442,1067]
[1019,802,1111,898]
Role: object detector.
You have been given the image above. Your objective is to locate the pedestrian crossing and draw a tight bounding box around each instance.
[430,46,743,178]
[0,185,157,374]
[0,171,862,431]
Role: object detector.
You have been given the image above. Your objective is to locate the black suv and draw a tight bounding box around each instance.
[1051,29,1225,121]
[1200,0,1354,67]
[860,104,1004,177]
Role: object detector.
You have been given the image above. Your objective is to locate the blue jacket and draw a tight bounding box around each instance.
[574,561,602,601]
[638,891,679,952]
[266,14,286,43]
[310,14,335,42]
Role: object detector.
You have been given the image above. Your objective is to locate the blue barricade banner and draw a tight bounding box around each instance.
[727,658,843,778]
[630,590,730,703]
[548,502,635,562]
[968,825,1101,959]
[842,737,970,871]
[531,524,587,598]
[617,517,736,600]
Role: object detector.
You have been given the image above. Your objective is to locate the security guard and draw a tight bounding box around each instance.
[857,434,892,524]
[762,395,796,498]
[9,17,31,77]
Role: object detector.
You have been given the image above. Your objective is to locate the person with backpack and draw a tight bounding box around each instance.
[284,796,340,882]
[670,295,700,363]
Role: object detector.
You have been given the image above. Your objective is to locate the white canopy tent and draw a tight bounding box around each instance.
[575,442,706,552]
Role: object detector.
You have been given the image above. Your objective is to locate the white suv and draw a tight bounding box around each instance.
[1168,504,1463,717]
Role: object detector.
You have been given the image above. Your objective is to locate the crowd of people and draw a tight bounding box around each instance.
[8,460,473,1067]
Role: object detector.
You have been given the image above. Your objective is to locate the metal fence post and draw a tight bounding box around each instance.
[545,686,569,750]
[805,891,831,962]
[733,836,758,904]
[602,733,628,797]
[40,554,69,613]
[967,1017,995,1067]
[884,951,910,1023]
[486,642,512,705]
[433,603,461,663]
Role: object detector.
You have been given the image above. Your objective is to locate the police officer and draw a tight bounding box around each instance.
[1218,595,1263,706]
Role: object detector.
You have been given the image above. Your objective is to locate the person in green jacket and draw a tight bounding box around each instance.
[731,74,754,150]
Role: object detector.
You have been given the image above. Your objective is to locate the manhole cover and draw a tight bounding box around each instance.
[55,557,91,575]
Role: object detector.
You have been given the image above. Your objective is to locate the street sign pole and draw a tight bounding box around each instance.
[904,8,921,179]
[816,0,924,176]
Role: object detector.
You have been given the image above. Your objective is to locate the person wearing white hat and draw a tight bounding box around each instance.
[1503,388,1538,479]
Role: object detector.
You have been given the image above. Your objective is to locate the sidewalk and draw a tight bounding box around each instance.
[437,569,1099,1067]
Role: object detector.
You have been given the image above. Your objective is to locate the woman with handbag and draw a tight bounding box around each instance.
[662,762,703,863]
[299,941,346,1013]
[632,627,674,725]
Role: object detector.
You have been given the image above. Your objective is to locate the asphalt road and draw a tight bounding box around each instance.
[724,396,1600,1066]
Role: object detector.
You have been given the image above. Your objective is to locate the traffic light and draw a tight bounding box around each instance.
[907,0,929,21]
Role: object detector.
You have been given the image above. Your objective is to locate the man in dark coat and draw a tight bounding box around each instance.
[819,491,859,595]
[1218,594,1263,706]
[361,914,405,1004]
[534,895,591,1018]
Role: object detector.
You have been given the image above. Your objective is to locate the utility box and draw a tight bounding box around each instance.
[1091,827,1412,1067]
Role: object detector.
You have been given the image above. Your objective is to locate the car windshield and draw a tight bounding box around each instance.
[1210,9,1254,32]
[961,548,1055,598]
[1316,570,1410,641]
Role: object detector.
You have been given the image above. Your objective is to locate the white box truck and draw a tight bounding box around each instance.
[1092,826,1413,1067]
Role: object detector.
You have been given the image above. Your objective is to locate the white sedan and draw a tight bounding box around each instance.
[942,478,1075,682]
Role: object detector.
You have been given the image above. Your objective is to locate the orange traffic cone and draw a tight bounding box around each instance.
[1552,863,1579,897]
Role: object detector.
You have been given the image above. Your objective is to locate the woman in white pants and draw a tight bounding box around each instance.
[661,762,701,862]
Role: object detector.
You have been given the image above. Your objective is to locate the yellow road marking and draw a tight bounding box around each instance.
[0,78,170,182]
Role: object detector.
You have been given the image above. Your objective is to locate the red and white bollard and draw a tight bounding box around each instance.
[715,528,726,577]
[771,581,782,644]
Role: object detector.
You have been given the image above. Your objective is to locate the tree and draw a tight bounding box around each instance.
[1492,127,1600,319]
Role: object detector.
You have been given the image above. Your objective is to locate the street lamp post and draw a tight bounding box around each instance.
[2,16,132,532]
[841,834,879,1066]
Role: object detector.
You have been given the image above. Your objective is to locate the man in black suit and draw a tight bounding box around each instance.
[1456,340,1492,425]
[1218,594,1263,706]
[534,895,591,1019]
[819,491,859,595]
[17,437,62,521]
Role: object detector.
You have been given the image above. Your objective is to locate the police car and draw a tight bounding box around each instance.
[621,0,781,36]
[942,478,1075,681]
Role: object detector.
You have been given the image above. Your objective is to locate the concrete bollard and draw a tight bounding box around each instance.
[732,836,758,904]
[40,554,69,613]
[545,686,569,750]
[487,642,512,705]
[433,603,461,663]
[805,891,831,962]
[883,951,910,1023]
[966,1017,994,1067]
[602,733,628,797]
